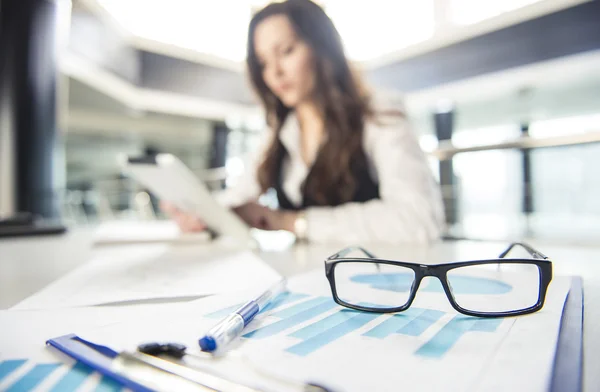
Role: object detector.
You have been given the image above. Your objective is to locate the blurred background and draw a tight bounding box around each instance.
[1,0,599,244]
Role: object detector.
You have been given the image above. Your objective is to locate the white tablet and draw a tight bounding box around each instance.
[121,153,252,244]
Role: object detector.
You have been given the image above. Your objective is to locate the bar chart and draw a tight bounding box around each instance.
[205,291,504,358]
[0,360,121,392]
[1,277,507,390]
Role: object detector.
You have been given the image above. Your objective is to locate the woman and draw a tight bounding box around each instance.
[164,0,445,244]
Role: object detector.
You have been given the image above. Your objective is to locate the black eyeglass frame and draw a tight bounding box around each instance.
[324,242,553,318]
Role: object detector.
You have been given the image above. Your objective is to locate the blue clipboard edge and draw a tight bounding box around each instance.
[549,276,584,392]
[46,334,154,392]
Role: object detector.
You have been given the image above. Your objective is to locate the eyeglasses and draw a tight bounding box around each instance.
[324,242,552,318]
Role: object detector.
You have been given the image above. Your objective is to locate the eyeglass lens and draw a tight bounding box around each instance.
[447,263,540,313]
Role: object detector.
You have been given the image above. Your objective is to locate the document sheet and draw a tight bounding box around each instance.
[1,270,572,392]
[13,245,280,310]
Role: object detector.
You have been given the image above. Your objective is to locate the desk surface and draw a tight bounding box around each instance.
[0,228,598,391]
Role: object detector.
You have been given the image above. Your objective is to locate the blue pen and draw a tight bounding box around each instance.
[199,278,287,352]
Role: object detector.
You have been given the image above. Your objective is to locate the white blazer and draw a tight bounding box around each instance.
[218,114,445,244]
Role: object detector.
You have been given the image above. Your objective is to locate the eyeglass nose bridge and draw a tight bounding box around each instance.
[418,264,444,279]
[413,265,450,299]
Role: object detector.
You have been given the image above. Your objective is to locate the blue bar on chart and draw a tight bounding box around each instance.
[271,297,330,318]
[286,311,382,356]
[0,360,26,382]
[5,363,60,392]
[362,308,426,339]
[94,375,123,392]
[243,298,337,339]
[415,316,502,359]
[470,318,503,332]
[398,309,445,336]
[290,309,360,340]
[49,362,95,392]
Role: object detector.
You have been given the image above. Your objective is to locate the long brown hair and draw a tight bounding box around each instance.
[247,0,375,206]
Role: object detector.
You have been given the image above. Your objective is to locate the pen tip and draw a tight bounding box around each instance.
[198,336,216,352]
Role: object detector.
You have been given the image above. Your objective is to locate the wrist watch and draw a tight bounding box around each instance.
[294,211,308,240]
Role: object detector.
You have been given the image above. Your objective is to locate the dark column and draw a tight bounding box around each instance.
[0,0,61,219]
[210,123,229,168]
[209,122,229,189]
[521,123,533,215]
[434,109,457,225]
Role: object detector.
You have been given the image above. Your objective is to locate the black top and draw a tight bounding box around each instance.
[274,146,380,211]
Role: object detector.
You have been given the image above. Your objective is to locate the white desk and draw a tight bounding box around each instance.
[0,229,598,391]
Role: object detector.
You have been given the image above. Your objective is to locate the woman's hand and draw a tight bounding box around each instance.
[233,202,297,232]
[261,209,298,232]
[232,202,271,229]
[162,199,297,234]
[160,201,207,233]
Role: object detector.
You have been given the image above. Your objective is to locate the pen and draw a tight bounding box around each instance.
[199,278,287,353]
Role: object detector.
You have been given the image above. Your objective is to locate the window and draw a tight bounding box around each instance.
[452,125,523,238]
[325,0,435,60]
[97,0,435,62]
[449,0,543,25]
[97,0,252,61]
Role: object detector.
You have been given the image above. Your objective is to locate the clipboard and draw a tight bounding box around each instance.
[550,276,584,392]
[46,334,259,392]
[46,334,152,392]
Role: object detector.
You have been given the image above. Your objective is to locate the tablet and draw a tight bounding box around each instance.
[121,153,252,244]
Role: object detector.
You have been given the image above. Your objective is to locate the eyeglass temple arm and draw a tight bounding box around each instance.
[327,246,377,260]
[498,242,548,259]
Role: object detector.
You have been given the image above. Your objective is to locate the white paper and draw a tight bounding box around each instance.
[472,273,571,392]
[92,220,214,246]
[85,271,572,392]
[1,271,572,392]
[0,303,198,392]
[13,245,281,310]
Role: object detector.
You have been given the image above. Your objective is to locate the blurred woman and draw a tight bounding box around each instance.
[164,0,444,244]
